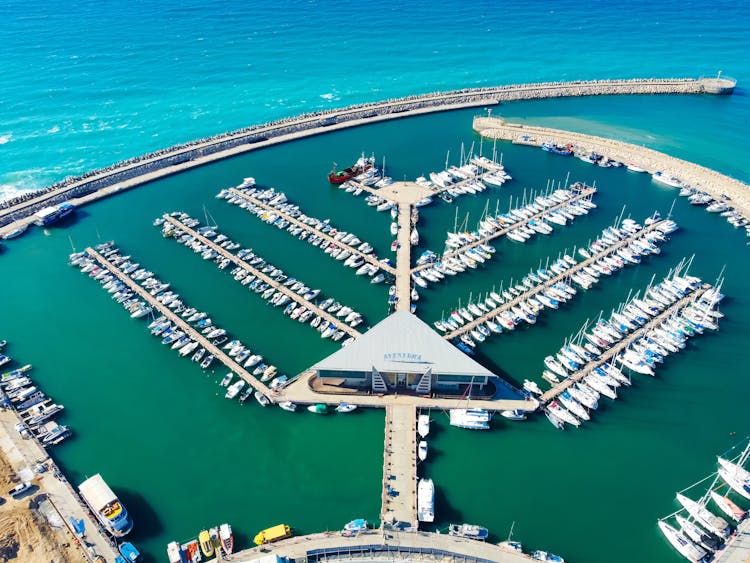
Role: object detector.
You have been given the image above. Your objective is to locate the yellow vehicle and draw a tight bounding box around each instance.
[254,524,292,545]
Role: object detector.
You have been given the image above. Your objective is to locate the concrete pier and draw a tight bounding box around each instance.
[0,404,120,562]
[381,404,418,529]
[442,219,669,341]
[163,215,362,340]
[85,246,274,396]
[227,188,396,275]
[711,515,750,562]
[1,77,726,236]
[538,283,709,404]
[227,529,531,562]
[411,185,597,274]
[394,203,413,311]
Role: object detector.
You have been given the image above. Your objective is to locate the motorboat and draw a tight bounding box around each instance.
[532,550,565,562]
[500,410,527,421]
[219,523,234,555]
[417,478,435,522]
[279,401,298,412]
[343,518,368,532]
[417,414,430,437]
[418,440,428,461]
[335,403,357,413]
[448,523,489,541]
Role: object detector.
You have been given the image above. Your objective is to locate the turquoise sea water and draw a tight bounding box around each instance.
[2,2,750,563]
[1,0,749,197]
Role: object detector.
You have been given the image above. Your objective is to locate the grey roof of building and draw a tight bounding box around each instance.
[313,311,494,377]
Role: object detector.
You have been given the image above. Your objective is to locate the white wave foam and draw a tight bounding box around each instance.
[47,125,60,134]
[0,134,12,145]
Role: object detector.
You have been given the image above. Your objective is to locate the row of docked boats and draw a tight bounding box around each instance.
[426,153,512,200]
[445,183,595,250]
[436,214,674,352]
[167,522,234,562]
[653,172,750,240]
[218,182,392,282]
[658,440,750,562]
[2,360,71,446]
[679,185,750,238]
[159,212,364,339]
[73,242,285,399]
[536,267,721,429]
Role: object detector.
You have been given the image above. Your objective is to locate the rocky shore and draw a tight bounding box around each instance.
[0,77,723,235]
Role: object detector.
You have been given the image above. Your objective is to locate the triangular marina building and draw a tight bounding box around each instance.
[312,311,516,397]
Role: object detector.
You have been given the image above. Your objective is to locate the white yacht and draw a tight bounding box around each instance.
[449,409,491,430]
[417,478,435,522]
[417,414,430,438]
[676,493,730,538]
[658,521,707,562]
[418,441,428,461]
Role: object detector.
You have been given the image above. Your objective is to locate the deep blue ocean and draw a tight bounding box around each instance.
[1,0,749,199]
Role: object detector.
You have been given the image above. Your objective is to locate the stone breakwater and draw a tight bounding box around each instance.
[473,116,750,220]
[0,77,725,234]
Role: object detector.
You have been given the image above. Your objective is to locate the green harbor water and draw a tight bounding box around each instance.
[1,94,749,563]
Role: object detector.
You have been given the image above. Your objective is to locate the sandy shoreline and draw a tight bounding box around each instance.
[473,116,750,220]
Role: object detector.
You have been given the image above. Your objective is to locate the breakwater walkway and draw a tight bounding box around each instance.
[163,215,362,340]
[442,219,669,341]
[85,246,275,396]
[226,187,395,275]
[412,185,597,274]
[0,77,729,237]
[473,116,750,221]
[381,404,418,528]
[227,529,531,562]
[538,284,709,404]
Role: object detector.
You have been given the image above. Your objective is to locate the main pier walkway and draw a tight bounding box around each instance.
[163,215,362,339]
[443,219,669,341]
[395,203,413,311]
[1,77,729,237]
[0,405,119,562]
[539,283,710,404]
[473,116,750,220]
[412,185,597,274]
[381,405,418,528]
[227,188,395,276]
[85,246,274,395]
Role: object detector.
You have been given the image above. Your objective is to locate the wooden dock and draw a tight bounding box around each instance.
[381,404,418,529]
[84,246,274,396]
[163,215,362,339]
[227,188,396,275]
[443,219,669,341]
[411,185,597,273]
[394,203,413,311]
[538,283,709,404]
